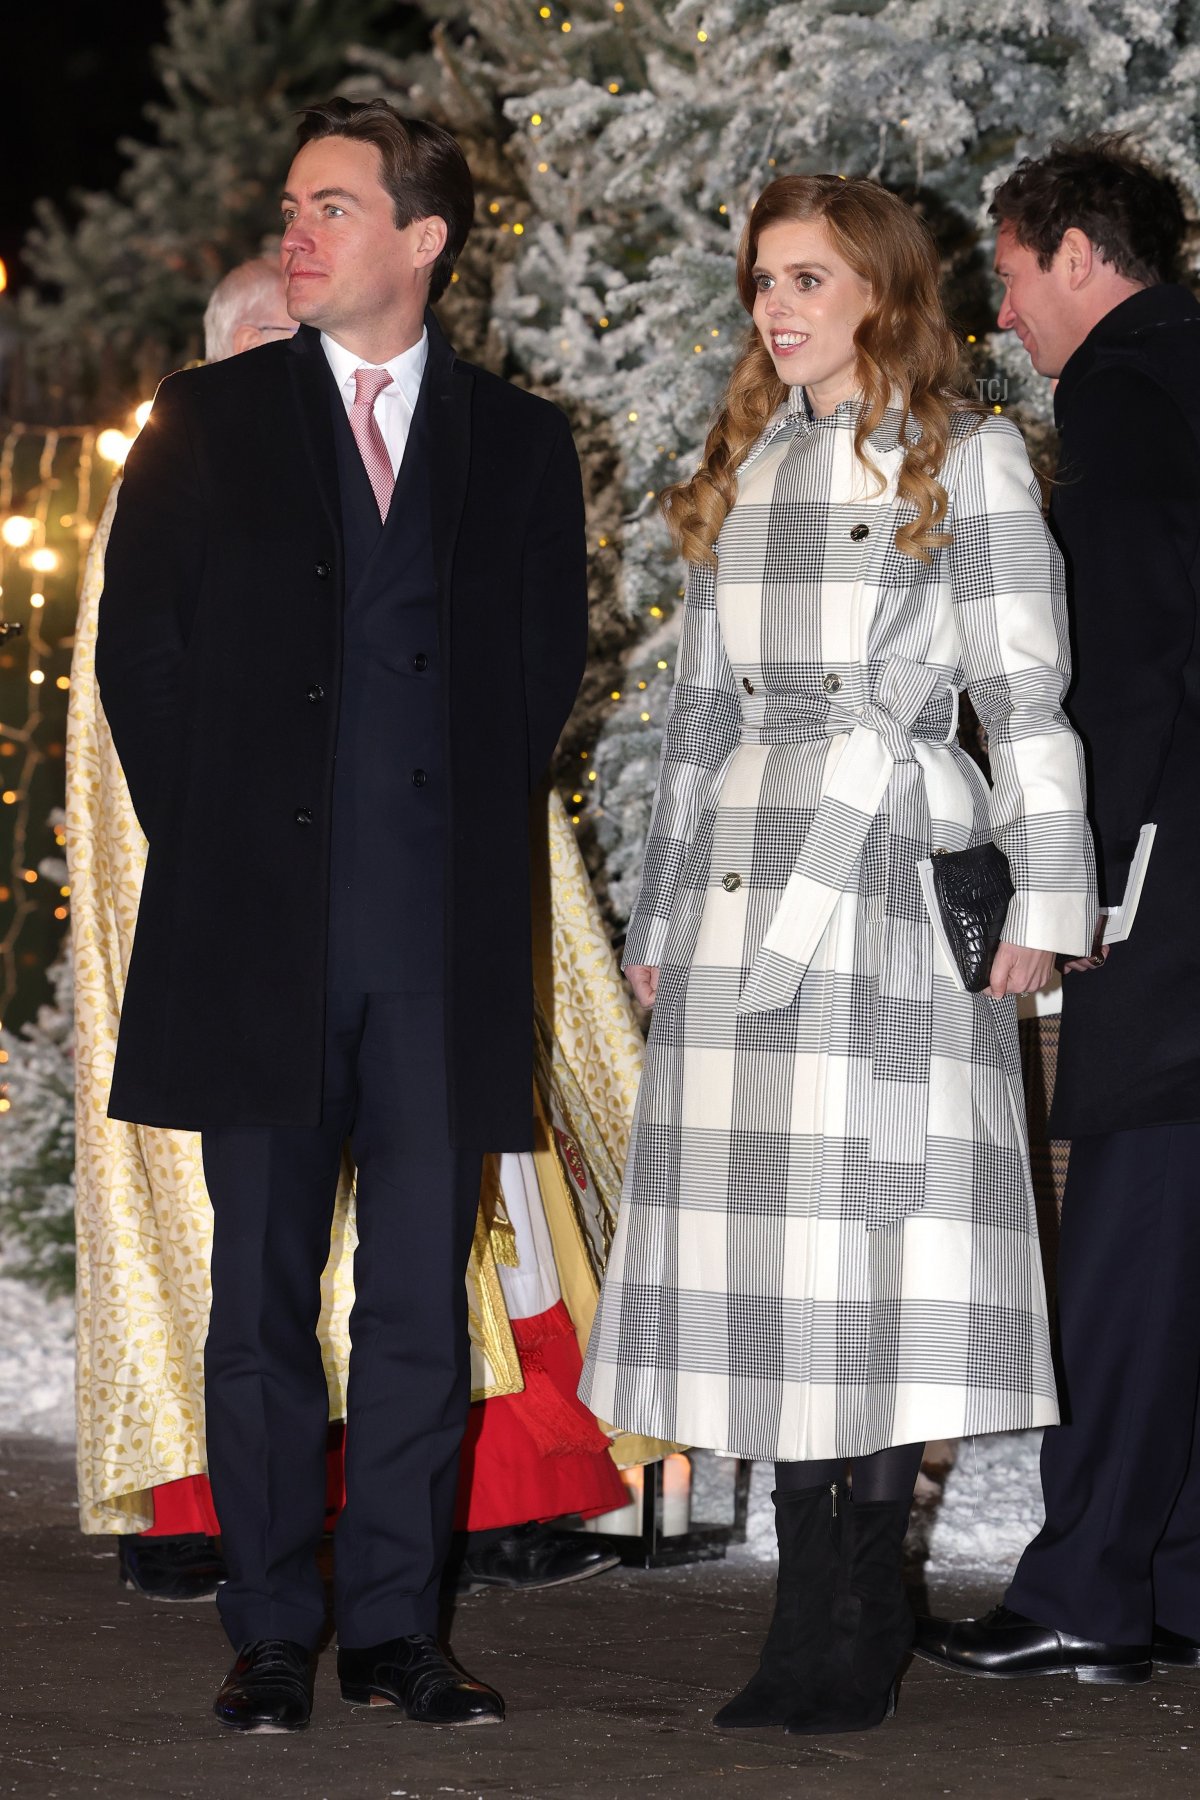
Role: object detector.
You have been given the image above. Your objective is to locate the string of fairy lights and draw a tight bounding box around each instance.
[0,402,148,1112]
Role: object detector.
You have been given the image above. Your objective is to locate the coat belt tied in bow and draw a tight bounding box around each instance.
[737,656,961,1230]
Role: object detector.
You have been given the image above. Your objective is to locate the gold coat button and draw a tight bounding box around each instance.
[850,523,870,541]
[721,872,742,892]
[823,672,843,695]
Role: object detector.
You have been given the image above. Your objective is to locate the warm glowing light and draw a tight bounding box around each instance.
[697,29,708,41]
[640,711,651,721]
[22,869,37,883]
[572,793,583,804]
[488,200,501,214]
[29,593,44,610]
[1,792,15,805]
[637,680,647,690]
[627,411,638,421]
[60,885,69,897]
[0,258,7,296]
[587,771,598,782]
[610,690,621,700]
[571,813,580,823]
[657,658,669,669]
[134,399,154,429]
[54,905,68,920]
[29,548,58,573]
[718,204,727,215]
[55,675,70,689]
[0,1100,10,1113]
[539,4,551,13]
[711,328,720,337]
[561,17,571,28]
[598,317,610,328]
[531,113,543,125]
[693,344,703,354]
[597,536,608,548]
[1,516,35,549]
[613,1,624,9]
[96,429,133,465]
[649,606,664,618]
[608,82,620,93]
[28,670,45,686]
[966,334,977,344]
[993,403,1002,413]
[537,161,549,172]
[513,223,525,235]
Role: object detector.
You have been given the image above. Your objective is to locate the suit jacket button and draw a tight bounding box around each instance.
[412,653,429,672]
[823,672,843,695]
[412,769,427,788]
[306,683,324,702]
[315,561,331,579]
[294,806,313,826]
[721,872,742,892]
[742,676,755,694]
[850,523,870,541]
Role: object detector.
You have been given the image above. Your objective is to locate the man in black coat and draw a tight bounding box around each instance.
[97,97,588,1731]
[916,137,1200,1684]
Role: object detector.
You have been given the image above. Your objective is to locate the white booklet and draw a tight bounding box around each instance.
[1102,822,1156,944]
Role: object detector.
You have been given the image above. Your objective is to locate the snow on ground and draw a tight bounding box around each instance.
[694,1433,1046,1578]
[0,1265,75,1443]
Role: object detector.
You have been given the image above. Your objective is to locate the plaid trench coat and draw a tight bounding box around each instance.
[581,391,1096,1460]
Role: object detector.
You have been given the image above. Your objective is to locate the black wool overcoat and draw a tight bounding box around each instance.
[96,314,588,1142]
[1050,284,1200,1138]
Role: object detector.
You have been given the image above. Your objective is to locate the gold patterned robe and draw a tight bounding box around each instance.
[69,481,658,1533]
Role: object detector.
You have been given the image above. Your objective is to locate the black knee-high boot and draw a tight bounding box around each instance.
[713,1482,843,1729]
[784,1494,914,1735]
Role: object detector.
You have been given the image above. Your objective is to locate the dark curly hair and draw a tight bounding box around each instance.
[989,134,1186,286]
[296,97,474,302]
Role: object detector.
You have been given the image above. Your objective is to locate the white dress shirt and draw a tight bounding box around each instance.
[320,328,429,479]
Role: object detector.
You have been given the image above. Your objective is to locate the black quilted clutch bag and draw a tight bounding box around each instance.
[930,844,1014,993]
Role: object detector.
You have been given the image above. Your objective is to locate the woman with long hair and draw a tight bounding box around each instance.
[581,176,1095,1734]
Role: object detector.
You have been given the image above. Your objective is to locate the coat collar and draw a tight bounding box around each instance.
[1054,283,1200,427]
[742,385,917,476]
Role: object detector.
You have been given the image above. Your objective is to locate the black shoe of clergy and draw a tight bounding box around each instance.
[913,1604,1152,1685]
[455,1521,621,1594]
[713,1482,844,1729]
[213,1639,314,1732]
[338,1635,505,1724]
[118,1532,226,1601]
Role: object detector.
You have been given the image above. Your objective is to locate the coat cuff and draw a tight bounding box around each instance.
[621,910,671,970]
[1002,890,1096,959]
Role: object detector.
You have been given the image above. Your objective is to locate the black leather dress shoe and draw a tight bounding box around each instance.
[118,1533,226,1601]
[914,1605,1151,1685]
[338,1635,505,1724]
[1154,1625,1200,1668]
[213,1640,314,1732]
[455,1522,621,1594]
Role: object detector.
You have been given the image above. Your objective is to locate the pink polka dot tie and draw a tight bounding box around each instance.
[350,366,395,522]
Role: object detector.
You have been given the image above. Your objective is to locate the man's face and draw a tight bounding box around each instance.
[280,136,438,339]
[994,224,1085,379]
[231,277,295,357]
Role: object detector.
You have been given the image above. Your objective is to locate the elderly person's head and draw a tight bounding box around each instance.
[203,257,296,361]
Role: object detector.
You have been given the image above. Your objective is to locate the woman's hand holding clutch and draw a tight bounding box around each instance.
[986,943,1057,1000]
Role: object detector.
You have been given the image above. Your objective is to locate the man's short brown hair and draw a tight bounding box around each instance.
[990,134,1187,286]
[297,97,474,301]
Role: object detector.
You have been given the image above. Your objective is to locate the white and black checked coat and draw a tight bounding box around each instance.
[580,391,1096,1460]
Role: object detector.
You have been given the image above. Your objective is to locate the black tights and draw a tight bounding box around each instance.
[773,1441,924,1506]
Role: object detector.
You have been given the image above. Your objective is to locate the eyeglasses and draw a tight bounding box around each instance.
[245,323,299,338]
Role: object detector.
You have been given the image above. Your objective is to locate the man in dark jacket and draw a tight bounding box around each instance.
[97,98,588,1731]
[916,136,1200,1683]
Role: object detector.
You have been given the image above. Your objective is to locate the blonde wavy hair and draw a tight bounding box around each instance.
[661,175,981,565]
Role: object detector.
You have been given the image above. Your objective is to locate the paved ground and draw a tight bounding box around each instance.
[2,1436,1197,1800]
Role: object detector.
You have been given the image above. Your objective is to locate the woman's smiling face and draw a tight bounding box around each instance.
[750,216,872,415]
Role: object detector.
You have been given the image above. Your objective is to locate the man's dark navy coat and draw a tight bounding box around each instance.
[1049,284,1200,1138]
[95,314,588,1143]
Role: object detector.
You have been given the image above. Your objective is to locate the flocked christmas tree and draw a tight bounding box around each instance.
[364,0,1200,922]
